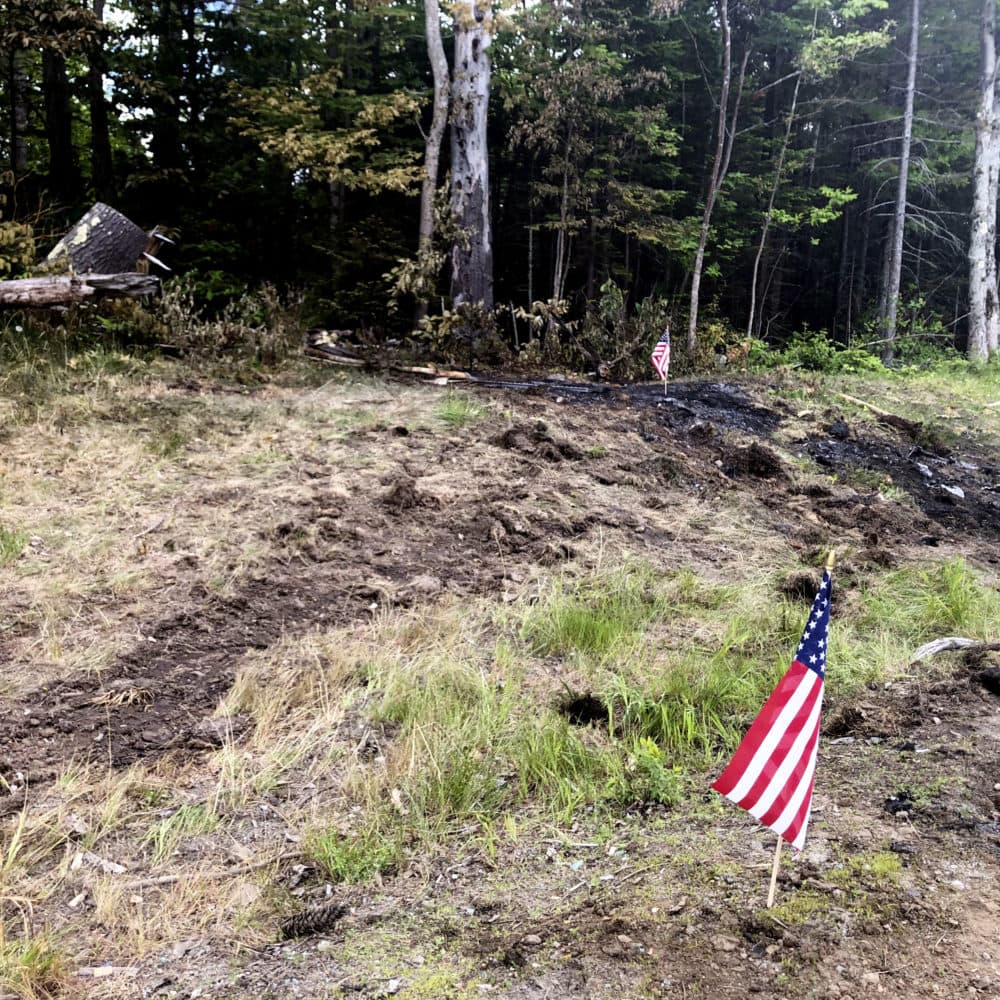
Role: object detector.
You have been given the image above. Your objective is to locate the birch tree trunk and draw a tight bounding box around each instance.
[746,70,802,340]
[880,0,919,362]
[450,0,493,312]
[552,133,572,301]
[416,0,450,322]
[687,0,747,353]
[968,0,1000,361]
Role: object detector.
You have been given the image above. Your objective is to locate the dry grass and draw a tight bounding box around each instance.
[2,354,999,996]
[0,369,456,692]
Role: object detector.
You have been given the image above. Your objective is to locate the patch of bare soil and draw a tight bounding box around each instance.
[2,371,999,999]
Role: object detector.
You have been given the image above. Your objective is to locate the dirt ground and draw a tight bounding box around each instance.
[0,366,998,999]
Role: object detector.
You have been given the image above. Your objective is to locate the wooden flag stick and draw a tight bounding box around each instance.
[767,836,783,908]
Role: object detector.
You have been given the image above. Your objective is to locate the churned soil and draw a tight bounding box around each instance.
[0,368,997,999]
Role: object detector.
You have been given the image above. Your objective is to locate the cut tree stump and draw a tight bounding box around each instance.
[44,202,151,274]
[0,273,159,307]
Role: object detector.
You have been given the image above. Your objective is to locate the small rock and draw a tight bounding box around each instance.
[861,971,880,986]
[712,934,739,952]
[188,714,251,748]
[407,574,443,596]
[521,934,542,947]
[941,484,965,499]
[63,814,90,838]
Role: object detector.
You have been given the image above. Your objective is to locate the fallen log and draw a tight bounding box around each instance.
[304,333,474,381]
[0,273,159,307]
[909,636,1000,664]
[836,391,921,436]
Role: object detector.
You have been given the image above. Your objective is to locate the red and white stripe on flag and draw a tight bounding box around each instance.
[712,571,831,851]
[651,329,671,380]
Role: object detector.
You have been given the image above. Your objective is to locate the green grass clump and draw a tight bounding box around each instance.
[609,653,779,764]
[144,803,219,864]
[856,558,1000,640]
[830,851,902,888]
[607,737,684,807]
[767,890,828,924]
[0,935,66,999]
[311,823,402,884]
[0,526,28,566]
[521,568,668,658]
[515,716,620,820]
[436,392,485,429]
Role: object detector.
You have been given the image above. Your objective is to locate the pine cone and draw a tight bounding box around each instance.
[279,900,348,940]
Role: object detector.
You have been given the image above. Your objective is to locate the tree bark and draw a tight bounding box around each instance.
[746,70,802,340]
[968,0,1000,361]
[688,0,747,353]
[552,132,572,301]
[450,0,493,312]
[416,0,450,323]
[88,0,116,203]
[881,0,919,362]
[43,48,81,206]
[9,50,30,177]
[44,203,150,274]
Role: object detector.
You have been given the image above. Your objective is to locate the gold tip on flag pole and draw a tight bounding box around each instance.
[825,549,836,573]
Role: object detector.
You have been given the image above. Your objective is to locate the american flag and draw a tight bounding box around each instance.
[650,328,671,380]
[712,570,831,851]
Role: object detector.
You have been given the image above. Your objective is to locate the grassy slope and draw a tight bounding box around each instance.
[0,350,999,998]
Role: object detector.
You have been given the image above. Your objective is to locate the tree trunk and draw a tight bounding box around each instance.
[88,0,116,203]
[151,0,184,181]
[450,0,493,312]
[746,69,802,340]
[417,0,450,276]
[834,198,853,344]
[688,0,747,353]
[968,0,1000,361]
[44,203,150,274]
[552,133,572,301]
[854,190,873,330]
[9,50,30,176]
[881,0,919,362]
[43,48,81,206]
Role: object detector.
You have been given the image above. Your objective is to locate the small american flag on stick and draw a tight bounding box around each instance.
[712,558,833,855]
[650,328,671,382]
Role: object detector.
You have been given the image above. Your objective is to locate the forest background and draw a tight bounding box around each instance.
[3,0,1000,371]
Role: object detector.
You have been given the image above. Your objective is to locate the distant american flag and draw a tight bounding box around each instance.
[712,570,832,851]
[650,328,671,380]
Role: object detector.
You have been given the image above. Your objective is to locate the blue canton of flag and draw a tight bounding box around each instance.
[796,575,831,679]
